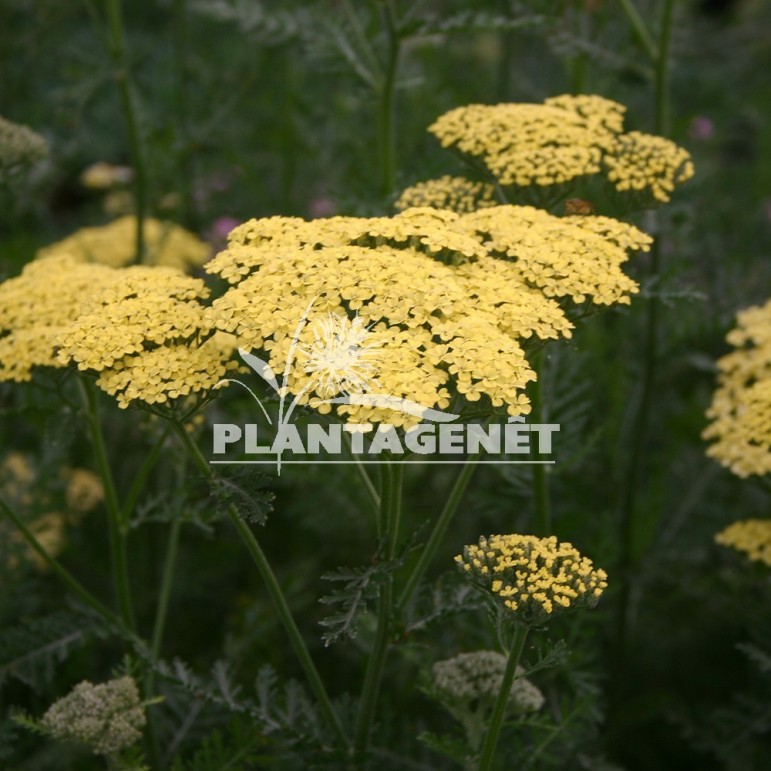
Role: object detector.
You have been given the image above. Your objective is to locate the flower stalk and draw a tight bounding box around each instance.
[169,418,350,751]
[616,0,677,653]
[81,378,136,631]
[477,624,529,771]
[0,496,124,633]
[353,459,403,764]
[103,0,149,260]
[397,455,478,612]
[377,0,401,198]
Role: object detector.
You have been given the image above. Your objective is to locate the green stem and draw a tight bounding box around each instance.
[396,456,478,612]
[104,0,149,260]
[531,352,551,536]
[616,0,675,652]
[344,431,381,512]
[568,3,589,94]
[169,420,349,750]
[81,379,136,631]
[477,625,529,771]
[172,0,196,227]
[377,0,400,198]
[654,0,676,135]
[150,516,182,661]
[143,513,183,767]
[353,460,403,763]
[1,497,124,632]
[121,425,171,523]
[618,0,659,62]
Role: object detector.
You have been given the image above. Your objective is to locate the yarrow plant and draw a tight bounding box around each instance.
[454,534,607,769]
[206,204,649,427]
[703,297,771,479]
[20,676,148,757]
[715,520,771,567]
[0,74,699,768]
[407,94,694,207]
[0,114,47,183]
[428,651,544,762]
[37,215,212,272]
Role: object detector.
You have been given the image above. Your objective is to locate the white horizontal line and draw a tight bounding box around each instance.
[209,460,555,465]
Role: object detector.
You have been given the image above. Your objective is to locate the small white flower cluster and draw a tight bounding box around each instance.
[41,676,146,755]
[433,650,544,712]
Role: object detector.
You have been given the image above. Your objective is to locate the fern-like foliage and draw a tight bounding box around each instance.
[191,0,305,46]
[319,556,404,646]
[402,572,485,637]
[153,658,330,752]
[403,10,545,37]
[0,609,95,690]
[209,466,275,525]
[170,717,272,771]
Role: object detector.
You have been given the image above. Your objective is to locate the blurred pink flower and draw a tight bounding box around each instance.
[308,195,336,218]
[206,216,240,248]
[688,116,715,141]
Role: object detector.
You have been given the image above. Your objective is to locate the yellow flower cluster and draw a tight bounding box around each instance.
[0,255,119,382]
[55,267,238,408]
[394,175,497,214]
[37,216,211,272]
[703,298,771,478]
[604,132,695,203]
[0,253,236,409]
[715,519,771,567]
[206,205,647,425]
[65,468,105,514]
[455,534,607,624]
[427,94,693,203]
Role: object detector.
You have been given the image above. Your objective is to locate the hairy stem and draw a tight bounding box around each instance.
[477,624,529,771]
[353,460,403,763]
[170,419,349,750]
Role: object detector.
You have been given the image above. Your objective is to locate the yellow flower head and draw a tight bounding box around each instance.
[426,94,693,203]
[703,298,771,478]
[80,162,133,190]
[55,266,238,409]
[0,256,120,382]
[604,131,695,203]
[206,205,646,426]
[37,216,211,272]
[395,175,497,214]
[455,534,608,625]
[65,468,105,514]
[715,519,771,567]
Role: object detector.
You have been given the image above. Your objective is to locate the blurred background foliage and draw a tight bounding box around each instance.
[1,0,771,768]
